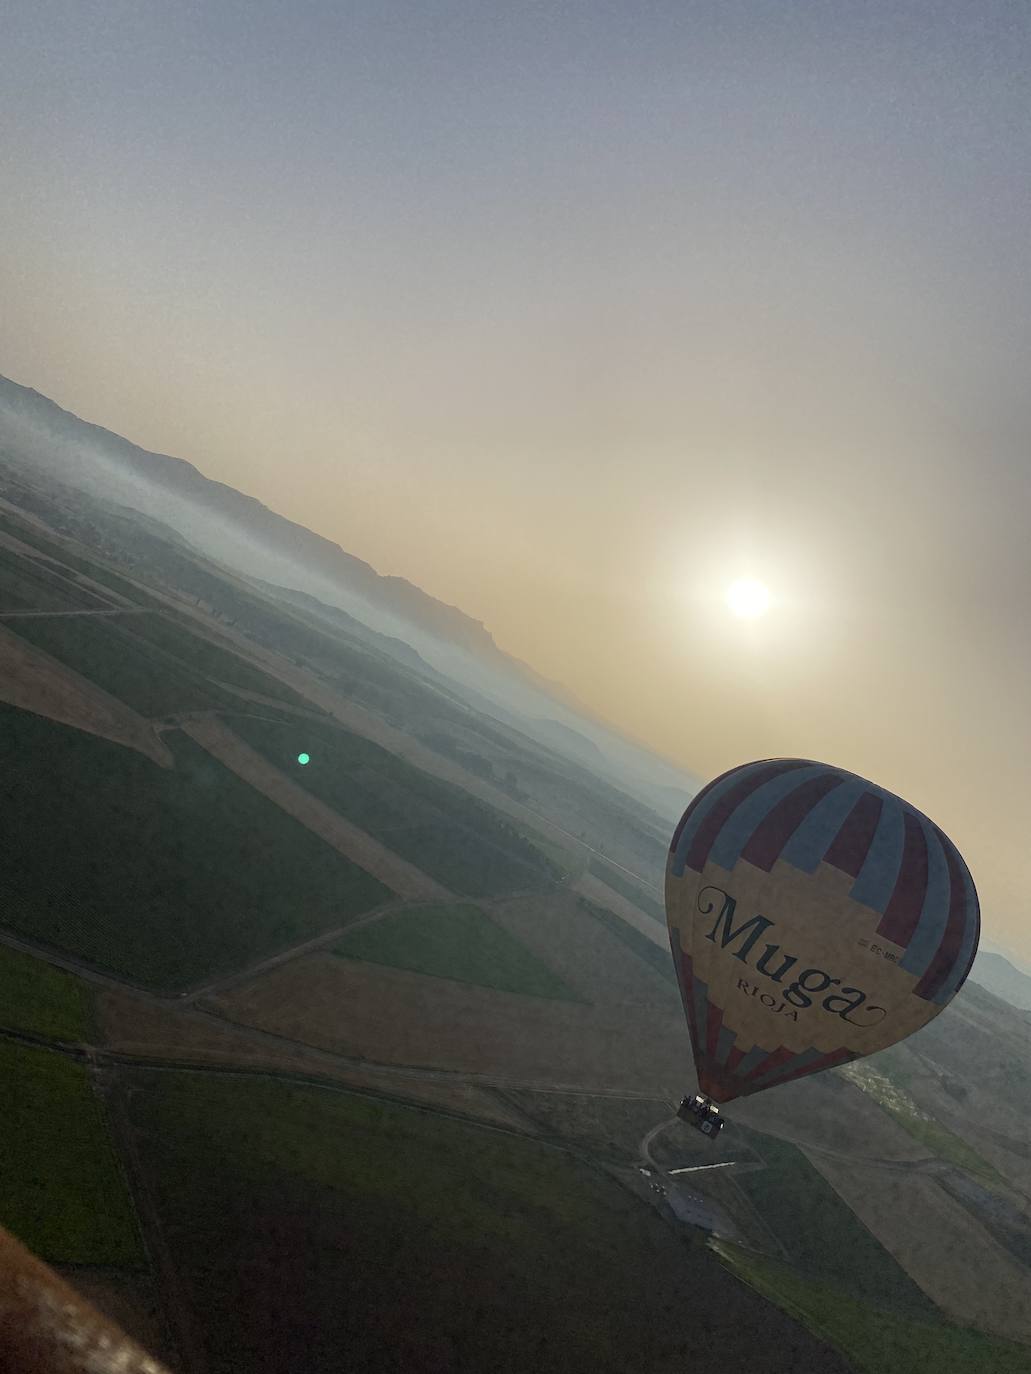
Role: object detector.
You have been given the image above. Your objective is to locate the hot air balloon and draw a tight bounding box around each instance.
[665,759,979,1137]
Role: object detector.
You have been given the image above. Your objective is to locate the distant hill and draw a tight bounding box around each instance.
[0,374,501,658]
[971,950,1031,1011]
[531,718,607,765]
[651,782,694,819]
[0,372,703,812]
[258,580,436,675]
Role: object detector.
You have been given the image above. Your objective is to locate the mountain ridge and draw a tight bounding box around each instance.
[971,951,1031,1013]
[0,373,499,657]
[0,370,702,809]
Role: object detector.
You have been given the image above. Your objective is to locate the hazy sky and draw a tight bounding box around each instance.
[3,2,1031,956]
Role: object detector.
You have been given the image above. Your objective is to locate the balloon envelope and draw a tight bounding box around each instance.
[665,759,979,1105]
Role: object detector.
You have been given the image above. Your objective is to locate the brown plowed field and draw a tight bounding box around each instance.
[902,1075,1031,1198]
[809,1152,1031,1343]
[208,953,689,1093]
[0,525,151,609]
[0,623,172,766]
[572,872,666,945]
[96,987,534,1131]
[97,987,323,1069]
[486,889,680,1008]
[729,1071,932,1162]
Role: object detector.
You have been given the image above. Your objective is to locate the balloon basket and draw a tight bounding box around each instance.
[677,1093,725,1138]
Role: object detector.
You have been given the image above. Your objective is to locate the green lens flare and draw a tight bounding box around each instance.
[297,752,310,765]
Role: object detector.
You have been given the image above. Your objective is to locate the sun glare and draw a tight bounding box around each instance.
[726,578,771,619]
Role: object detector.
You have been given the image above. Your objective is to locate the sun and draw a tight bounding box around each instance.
[726,578,771,619]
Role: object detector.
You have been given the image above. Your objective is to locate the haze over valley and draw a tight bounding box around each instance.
[1,383,1030,1372]
[3,3,1030,1370]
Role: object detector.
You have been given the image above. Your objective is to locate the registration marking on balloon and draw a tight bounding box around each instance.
[665,759,979,1105]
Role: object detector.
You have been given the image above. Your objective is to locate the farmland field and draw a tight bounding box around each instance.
[576,895,678,987]
[230,714,563,896]
[731,1124,939,1316]
[0,1039,141,1265]
[587,855,665,921]
[809,1152,1031,1343]
[6,613,237,716]
[183,715,450,899]
[0,705,390,989]
[731,1065,931,1162]
[333,902,575,998]
[496,1088,673,1163]
[210,950,688,1090]
[839,1060,1002,1181]
[3,586,318,718]
[127,611,319,712]
[0,619,176,764]
[94,986,536,1126]
[0,513,170,607]
[128,1069,852,1374]
[0,543,111,613]
[0,944,94,1040]
[485,889,682,1009]
[715,1243,1031,1374]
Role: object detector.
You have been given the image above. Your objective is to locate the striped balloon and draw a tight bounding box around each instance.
[665,759,979,1105]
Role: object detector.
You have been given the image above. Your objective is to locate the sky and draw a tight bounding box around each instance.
[2,2,1030,957]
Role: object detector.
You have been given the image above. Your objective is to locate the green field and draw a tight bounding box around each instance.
[516,827,585,880]
[6,613,237,716]
[0,543,110,613]
[128,611,318,712]
[587,856,665,921]
[334,903,575,999]
[0,1039,141,1264]
[0,705,390,989]
[231,715,563,897]
[68,535,454,726]
[839,1061,1003,1182]
[5,578,316,717]
[0,944,94,1041]
[498,1089,672,1163]
[715,1243,1031,1374]
[577,896,678,986]
[128,1071,850,1374]
[0,513,164,600]
[0,514,170,607]
[732,1124,940,1316]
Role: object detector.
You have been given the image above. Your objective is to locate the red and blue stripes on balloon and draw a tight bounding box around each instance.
[668,759,979,1007]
